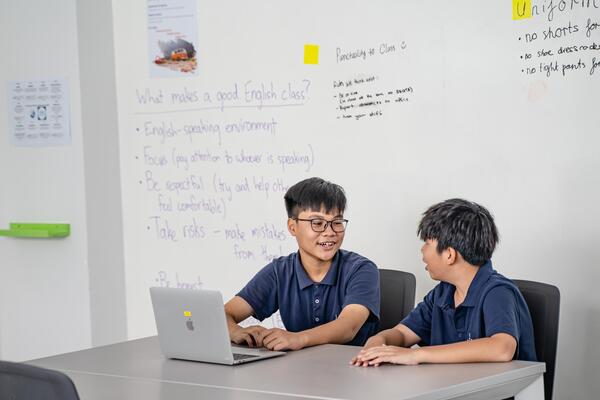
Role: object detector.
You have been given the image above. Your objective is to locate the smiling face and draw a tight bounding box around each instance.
[288,208,345,270]
[421,239,451,281]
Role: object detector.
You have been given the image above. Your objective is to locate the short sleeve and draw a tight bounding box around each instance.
[342,261,380,321]
[401,290,434,344]
[236,263,279,321]
[482,286,520,340]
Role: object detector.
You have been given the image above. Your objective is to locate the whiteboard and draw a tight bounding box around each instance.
[111,0,600,343]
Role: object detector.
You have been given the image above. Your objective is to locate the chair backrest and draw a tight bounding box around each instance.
[0,360,80,400]
[513,279,560,400]
[379,269,416,331]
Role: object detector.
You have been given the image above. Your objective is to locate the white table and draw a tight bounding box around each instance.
[29,336,545,400]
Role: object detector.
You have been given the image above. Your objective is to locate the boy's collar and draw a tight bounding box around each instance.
[460,260,494,307]
[294,251,340,289]
[436,260,494,309]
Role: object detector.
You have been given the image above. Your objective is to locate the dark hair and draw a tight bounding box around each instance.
[417,198,499,266]
[284,177,346,218]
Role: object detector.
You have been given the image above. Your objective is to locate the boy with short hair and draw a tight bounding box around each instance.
[225,177,380,351]
[352,198,536,366]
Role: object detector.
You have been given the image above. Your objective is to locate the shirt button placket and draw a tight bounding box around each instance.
[313,284,321,324]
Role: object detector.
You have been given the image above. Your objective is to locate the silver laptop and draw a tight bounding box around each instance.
[149,287,285,365]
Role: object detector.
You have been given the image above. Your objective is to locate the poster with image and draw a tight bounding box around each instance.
[148,0,199,78]
[7,79,70,147]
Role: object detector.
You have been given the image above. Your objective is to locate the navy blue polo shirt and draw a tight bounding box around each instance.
[237,249,380,346]
[402,260,536,361]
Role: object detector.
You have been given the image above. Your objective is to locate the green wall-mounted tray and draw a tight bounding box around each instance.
[0,223,70,238]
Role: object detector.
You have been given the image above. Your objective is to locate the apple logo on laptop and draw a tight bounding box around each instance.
[186,319,194,331]
[184,310,194,331]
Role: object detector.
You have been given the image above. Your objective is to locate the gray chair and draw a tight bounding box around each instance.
[513,279,560,400]
[379,269,416,331]
[0,360,80,400]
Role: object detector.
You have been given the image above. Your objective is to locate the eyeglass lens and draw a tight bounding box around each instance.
[311,219,347,232]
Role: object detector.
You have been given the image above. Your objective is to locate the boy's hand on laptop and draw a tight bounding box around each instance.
[351,345,419,367]
[230,325,267,347]
[259,328,306,351]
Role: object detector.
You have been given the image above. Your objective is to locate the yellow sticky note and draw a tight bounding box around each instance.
[184,311,191,317]
[513,0,532,20]
[304,44,319,65]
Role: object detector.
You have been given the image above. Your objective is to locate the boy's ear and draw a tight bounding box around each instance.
[287,218,297,236]
[445,247,458,265]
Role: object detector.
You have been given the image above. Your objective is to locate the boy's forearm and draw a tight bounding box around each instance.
[225,314,240,334]
[372,328,410,347]
[414,336,515,364]
[224,296,253,333]
[299,318,362,348]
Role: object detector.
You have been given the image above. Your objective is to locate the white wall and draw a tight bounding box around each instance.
[76,0,128,348]
[0,0,91,360]
[110,2,600,399]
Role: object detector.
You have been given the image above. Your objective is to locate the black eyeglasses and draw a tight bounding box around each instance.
[293,218,349,233]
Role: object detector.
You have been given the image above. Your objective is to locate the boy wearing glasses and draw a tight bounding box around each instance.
[225,177,380,351]
[351,199,536,366]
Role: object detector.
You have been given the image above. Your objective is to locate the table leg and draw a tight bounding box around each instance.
[515,374,544,400]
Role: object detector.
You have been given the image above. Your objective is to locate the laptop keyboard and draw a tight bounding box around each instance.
[233,353,260,361]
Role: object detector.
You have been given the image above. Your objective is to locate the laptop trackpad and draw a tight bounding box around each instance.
[232,344,272,354]
[232,353,260,361]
